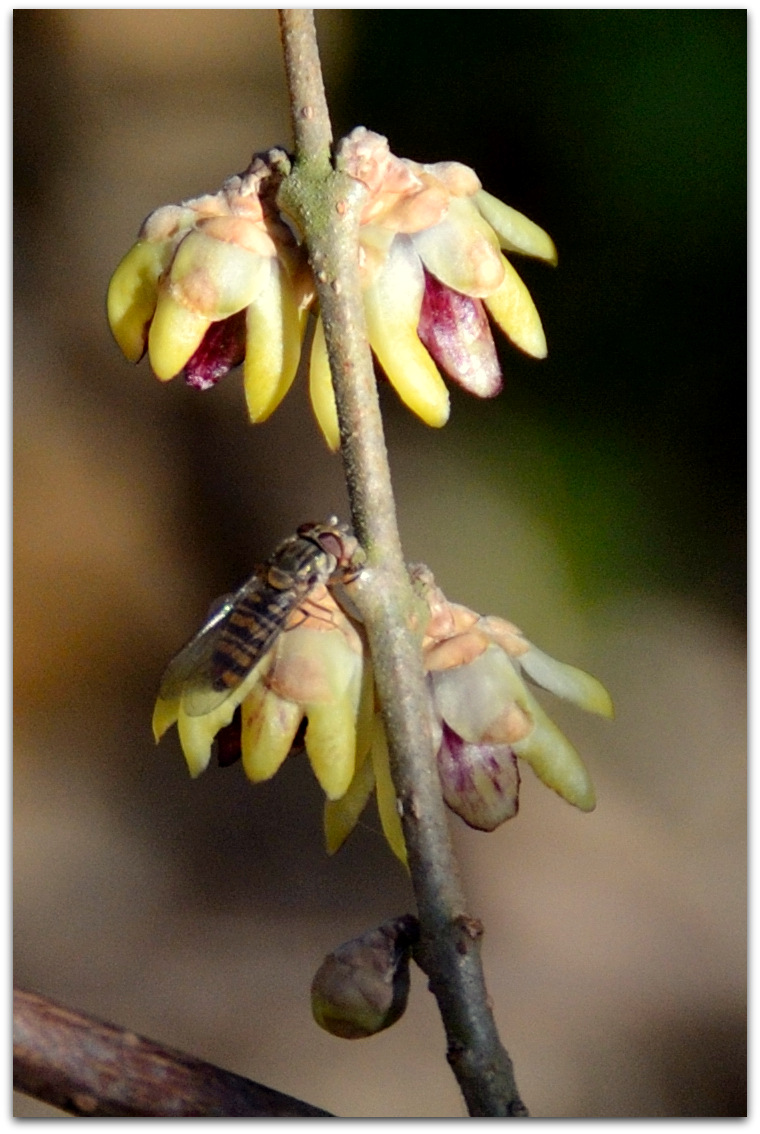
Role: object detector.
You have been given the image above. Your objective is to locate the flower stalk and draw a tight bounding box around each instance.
[277,8,528,1117]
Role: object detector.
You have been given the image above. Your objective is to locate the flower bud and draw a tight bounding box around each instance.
[311,916,419,1039]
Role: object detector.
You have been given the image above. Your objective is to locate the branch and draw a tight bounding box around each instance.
[13,988,333,1118]
[277,9,528,1117]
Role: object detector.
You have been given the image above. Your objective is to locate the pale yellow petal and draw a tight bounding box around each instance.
[241,683,303,784]
[243,259,304,423]
[323,746,375,855]
[484,255,547,359]
[309,317,341,451]
[411,197,503,298]
[148,292,212,380]
[474,190,558,264]
[512,688,596,811]
[152,695,179,743]
[177,696,237,779]
[363,238,449,427]
[305,701,356,801]
[371,718,407,866]
[520,645,614,718]
[169,229,269,318]
[107,241,172,362]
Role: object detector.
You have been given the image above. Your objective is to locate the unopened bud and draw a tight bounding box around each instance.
[311,915,419,1039]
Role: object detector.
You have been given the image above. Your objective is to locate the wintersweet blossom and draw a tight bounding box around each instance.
[153,537,609,862]
[310,127,557,447]
[107,151,314,425]
[413,565,613,829]
[108,133,555,449]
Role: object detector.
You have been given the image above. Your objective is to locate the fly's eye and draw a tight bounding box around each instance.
[317,531,345,562]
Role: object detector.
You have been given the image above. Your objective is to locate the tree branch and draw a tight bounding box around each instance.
[13,988,333,1118]
[277,9,528,1117]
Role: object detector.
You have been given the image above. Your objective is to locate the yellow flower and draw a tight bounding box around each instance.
[413,565,613,828]
[107,150,315,425]
[109,134,556,450]
[154,583,370,802]
[309,127,557,448]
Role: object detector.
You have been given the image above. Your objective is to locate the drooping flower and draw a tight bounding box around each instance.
[413,565,613,829]
[108,132,556,449]
[107,150,315,426]
[153,582,370,803]
[153,530,610,862]
[309,127,557,448]
[153,563,407,864]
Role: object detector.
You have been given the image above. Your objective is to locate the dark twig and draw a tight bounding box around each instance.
[13,988,333,1118]
[277,9,528,1117]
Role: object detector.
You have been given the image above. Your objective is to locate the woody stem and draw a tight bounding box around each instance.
[277,9,528,1117]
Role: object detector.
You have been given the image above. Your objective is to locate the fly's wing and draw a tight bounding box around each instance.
[156,592,236,711]
[167,570,307,718]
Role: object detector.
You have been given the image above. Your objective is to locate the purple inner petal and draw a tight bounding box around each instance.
[215,707,242,768]
[437,721,519,831]
[184,309,247,390]
[417,272,503,398]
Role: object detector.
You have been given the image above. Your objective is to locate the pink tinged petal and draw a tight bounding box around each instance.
[431,645,531,745]
[512,686,596,811]
[437,723,519,831]
[240,682,303,784]
[168,229,270,319]
[371,718,407,866]
[107,240,174,362]
[184,310,247,390]
[363,237,450,428]
[474,189,558,265]
[243,258,304,423]
[421,161,482,198]
[418,273,502,398]
[309,317,341,451]
[484,254,548,359]
[411,197,504,299]
[519,644,614,718]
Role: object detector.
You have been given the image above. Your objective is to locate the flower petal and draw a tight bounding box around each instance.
[512,687,596,811]
[152,695,179,744]
[474,190,558,264]
[305,701,357,801]
[148,292,213,380]
[243,258,305,423]
[168,229,270,318]
[107,240,173,362]
[411,197,504,298]
[309,316,341,451]
[431,645,530,744]
[240,682,303,784]
[323,746,376,855]
[363,238,449,427]
[370,718,407,866]
[484,254,547,359]
[437,723,520,831]
[417,274,502,398]
[177,696,239,779]
[519,644,614,718]
[184,310,247,390]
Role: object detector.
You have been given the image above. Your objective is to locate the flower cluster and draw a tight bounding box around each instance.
[108,130,556,449]
[154,541,611,865]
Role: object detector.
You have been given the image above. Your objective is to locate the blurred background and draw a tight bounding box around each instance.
[13,10,745,1118]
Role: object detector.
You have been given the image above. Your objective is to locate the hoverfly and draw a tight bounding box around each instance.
[157,519,363,718]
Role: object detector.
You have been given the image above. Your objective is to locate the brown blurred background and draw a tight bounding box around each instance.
[14,11,745,1118]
